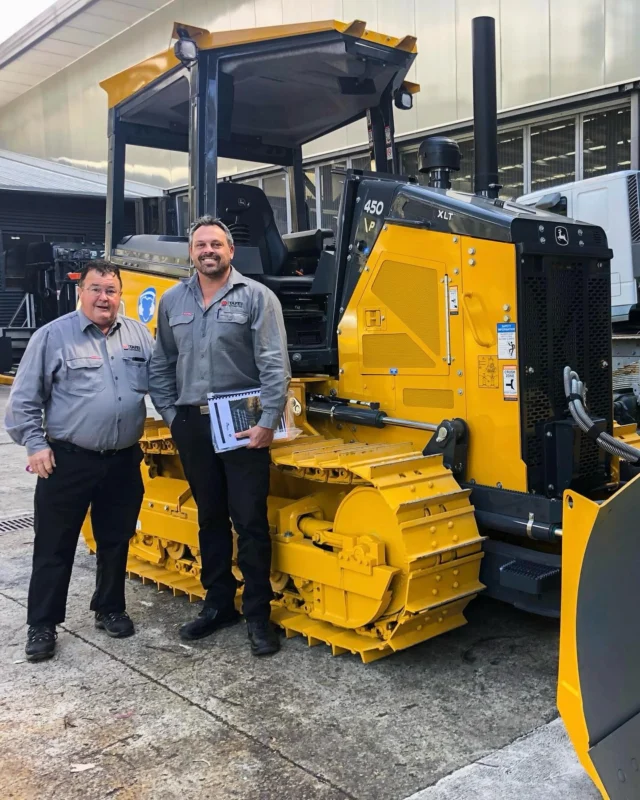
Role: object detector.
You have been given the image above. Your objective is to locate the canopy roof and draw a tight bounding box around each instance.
[102,19,419,153]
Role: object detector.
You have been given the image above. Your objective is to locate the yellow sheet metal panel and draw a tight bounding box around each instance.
[557,490,609,799]
[460,235,527,492]
[334,225,466,452]
[119,267,182,336]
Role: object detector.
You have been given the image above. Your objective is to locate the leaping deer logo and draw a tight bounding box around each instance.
[555,226,569,246]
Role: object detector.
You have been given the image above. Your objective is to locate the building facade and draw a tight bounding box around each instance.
[1,0,640,235]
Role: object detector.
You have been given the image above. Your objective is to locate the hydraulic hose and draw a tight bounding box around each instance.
[563,366,640,463]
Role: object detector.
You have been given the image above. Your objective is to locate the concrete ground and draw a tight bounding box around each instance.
[0,386,600,800]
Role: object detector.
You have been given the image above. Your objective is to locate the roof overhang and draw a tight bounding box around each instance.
[0,0,169,110]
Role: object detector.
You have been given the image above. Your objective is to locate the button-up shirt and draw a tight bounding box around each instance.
[149,267,290,429]
[5,310,154,455]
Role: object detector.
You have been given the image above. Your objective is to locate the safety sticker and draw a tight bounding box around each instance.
[478,355,499,388]
[503,365,518,401]
[497,322,517,360]
[449,285,459,315]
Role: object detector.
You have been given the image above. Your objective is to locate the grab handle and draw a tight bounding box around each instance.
[462,292,494,348]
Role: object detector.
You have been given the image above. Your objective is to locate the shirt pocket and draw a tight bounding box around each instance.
[123,357,149,393]
[169,313,195,351]
[216,310,249,349]
[65,357,105,396]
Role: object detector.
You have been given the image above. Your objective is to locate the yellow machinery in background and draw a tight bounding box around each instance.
[86,16,640,798]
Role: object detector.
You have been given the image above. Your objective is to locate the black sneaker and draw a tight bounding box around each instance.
[25,624,57,662]
[246,619,280,656]
[95,612,135,638]
[179,606,240,641]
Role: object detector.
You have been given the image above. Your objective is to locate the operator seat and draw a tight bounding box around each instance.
[216,182,288,275]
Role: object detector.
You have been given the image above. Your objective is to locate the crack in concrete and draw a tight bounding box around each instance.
[1,589,357,800]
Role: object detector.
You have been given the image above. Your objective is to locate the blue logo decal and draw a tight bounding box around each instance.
[138,288,156,323]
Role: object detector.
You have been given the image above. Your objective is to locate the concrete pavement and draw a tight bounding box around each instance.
[0,386,600,799]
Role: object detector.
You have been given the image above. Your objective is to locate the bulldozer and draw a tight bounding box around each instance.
[87,16,640,798]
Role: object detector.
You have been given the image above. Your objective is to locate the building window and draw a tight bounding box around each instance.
[263,173,288,235]
[350,154,371,171]
[498,128,524,198]
[451,139,475,194]
[530,118,576,191]
[400,149,419,178]
[583,107,631,180]
[319,162,346,232]
[304,170,318,229]
[399,128,523,198]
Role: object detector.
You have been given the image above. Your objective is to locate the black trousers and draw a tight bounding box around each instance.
[171,407,273,621]
[27,442,144,626]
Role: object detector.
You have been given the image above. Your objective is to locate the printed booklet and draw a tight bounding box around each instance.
[207,389,290,452]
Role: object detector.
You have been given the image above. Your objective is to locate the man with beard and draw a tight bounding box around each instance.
[149,216,290,656]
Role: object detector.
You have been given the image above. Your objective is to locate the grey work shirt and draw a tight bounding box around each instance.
[5,310,154,455]
[149,266,291,429]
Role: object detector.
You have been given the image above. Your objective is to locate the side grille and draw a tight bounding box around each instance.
[518,256,612,493]
[627,174,640,243]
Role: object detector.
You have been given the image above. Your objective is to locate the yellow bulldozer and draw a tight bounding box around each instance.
[87,15,640,798]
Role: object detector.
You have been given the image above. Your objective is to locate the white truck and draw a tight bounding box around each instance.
[518,170,640,417]
[518,170,640,322]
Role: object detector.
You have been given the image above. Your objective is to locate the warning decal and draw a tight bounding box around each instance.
[449,286,459,315]
[478,355,499,388]
[503,365,518,401]
[497,322,517,360]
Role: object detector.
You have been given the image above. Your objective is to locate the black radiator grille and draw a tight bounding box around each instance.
[518,255,612,493]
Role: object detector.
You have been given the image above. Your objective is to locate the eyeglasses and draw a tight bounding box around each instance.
[85,286,121,297]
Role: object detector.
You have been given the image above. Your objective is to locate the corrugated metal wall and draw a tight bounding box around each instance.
[0,0,639,187]
[0,192,136,239]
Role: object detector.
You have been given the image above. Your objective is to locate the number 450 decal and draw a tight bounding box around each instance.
[363,198,384,215]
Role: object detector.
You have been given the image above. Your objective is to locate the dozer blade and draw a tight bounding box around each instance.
[558,475,640,799]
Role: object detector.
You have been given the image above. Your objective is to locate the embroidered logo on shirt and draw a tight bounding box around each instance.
[123,344,141,352]
[224,300,243,308]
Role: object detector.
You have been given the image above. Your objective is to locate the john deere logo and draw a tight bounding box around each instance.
[138,288,156,323]
[555,226,569,246]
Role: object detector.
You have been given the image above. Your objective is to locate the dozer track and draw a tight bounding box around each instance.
[82,423,485,662]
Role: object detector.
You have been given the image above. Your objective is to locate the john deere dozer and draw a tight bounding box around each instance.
[88,16,640,798]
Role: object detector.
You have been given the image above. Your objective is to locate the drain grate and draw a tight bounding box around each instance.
[0,514,34,533]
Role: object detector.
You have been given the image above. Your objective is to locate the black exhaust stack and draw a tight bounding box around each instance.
[472,16,501,198]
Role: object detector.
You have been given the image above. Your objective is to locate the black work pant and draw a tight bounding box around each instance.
[171,407,273,621]
[27,442,144,626]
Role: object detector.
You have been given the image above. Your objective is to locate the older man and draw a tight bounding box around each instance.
[149,216,290,656]
[5,260,153,662]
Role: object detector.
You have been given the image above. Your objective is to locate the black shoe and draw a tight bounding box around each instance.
[179,606,240,641]
[95,611,135,638]
[246,619,280,656]
[25,624,57,662]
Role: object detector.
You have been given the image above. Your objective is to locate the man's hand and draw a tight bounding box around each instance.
[28,448,56,479]
[235,426,274,449]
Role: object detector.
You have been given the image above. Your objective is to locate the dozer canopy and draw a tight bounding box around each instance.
[102,19,418,257]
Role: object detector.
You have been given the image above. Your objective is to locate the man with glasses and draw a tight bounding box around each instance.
[5,260,153,662]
